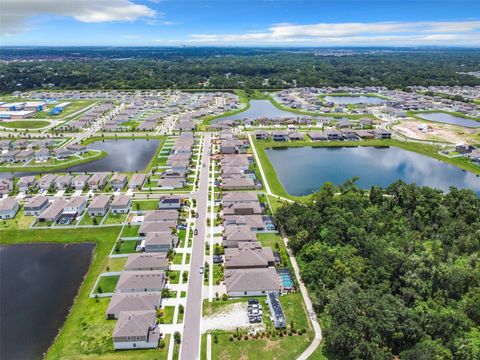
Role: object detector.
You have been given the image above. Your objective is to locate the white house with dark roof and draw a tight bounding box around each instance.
[111,195,131,214]
[115,271,166,293]
[112,310,160,350]
[224,267,282,297]
[124,253,169,271]
[106,293,161,320]
[0,198,19,219]
[24,195,49,216]
[143,232,177,252]
[88,195,110,217]
[17,175,37,193]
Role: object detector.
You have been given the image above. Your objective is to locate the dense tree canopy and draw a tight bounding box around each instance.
[274,181,480,359]
[1,47,479,92]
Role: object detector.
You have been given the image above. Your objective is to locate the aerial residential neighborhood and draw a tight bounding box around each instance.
[1,1,480,360]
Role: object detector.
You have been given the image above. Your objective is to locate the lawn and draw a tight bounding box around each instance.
[94,275,120,294]
[103,212,128,225]
[0,120,51,129]
[173,252,183,265]
[213,264,224,285]
[257,232,283,248]
[120,225,140,238]
[105,257,127,272]
[132,200,158,211]
[159,306,175,324]
[79,214,103,226]
[178,229,187,247]
[112,239,138,255]
[168,270,181,284]
[0,208,34,230]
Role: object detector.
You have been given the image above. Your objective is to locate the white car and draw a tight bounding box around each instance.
[199,266,204,274]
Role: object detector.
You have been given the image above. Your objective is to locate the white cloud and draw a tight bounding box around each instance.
[186,20,480,46]
[0,0,157,35]
[122,34,141,39]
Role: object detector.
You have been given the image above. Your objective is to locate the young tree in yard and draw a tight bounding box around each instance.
[174,331,181,344]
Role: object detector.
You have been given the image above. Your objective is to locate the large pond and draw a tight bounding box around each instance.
[214,100,295,122]
[266,146,480,196]
[0,243,95,360]
[1,139,160,178]
[417,112,480,128]
[323,95,387,105]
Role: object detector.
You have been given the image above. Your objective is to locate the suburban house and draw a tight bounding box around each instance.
[115,271,166,293]
[222,176,256,190]
[111,195,131,214]
[66,144,87,154]
[0,178,13,195]
[0,198,19,219]
[308,131,328,141]
[254,131,271,140]
[374,129,392,139]
[325,129,343,141]
[88,172,109,190]
[106,293,161,320]
[88,195,110,217]
[112,310,160,350]
[224,245,275,269]
[271,131,289,142]
[223,202,262,216]
[124,253,169,271]
[39,174,57,191]
[110,173,128,191]
[38,198,68,222]
[223,215,265,231]
[53,148,71,159]
[73,174,90,190]
[63,196,87,216]
[55,175,73,190]
[143,232,178,253]
[143,210,179,223]
[128,174,146,190]
[222,192,259,206]
[15,176,36,193]
[157,178,186,189]
[16,149,34,163]
[24,196,49,216]
[158,195,181,210]
[224,267,282,297]
[223,224,257,248]
[139,221,176,237]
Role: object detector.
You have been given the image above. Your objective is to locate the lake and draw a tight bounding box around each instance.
[214,100,296,122]
[1,138,160,178]
[324,95,387,105]
[0,243,95,360]
[266,146,480,196]
[417,112,480,128]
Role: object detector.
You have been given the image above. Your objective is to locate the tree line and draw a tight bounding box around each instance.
[274,180,480,359]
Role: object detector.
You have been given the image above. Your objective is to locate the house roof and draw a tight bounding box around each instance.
[107,293,161,317]
[112,310,156,338]
[111,195,131,207]
[0,197,18,211]
[25,195,49,208]
[222,192,258,204]
[88,195,110,209]
[224,224,257,242]
[144,232,176,246]
[125,253,169,271]
[139,221,176,235]
[116,271,166,291]
[225,246,274,268]
[143,210,179,223]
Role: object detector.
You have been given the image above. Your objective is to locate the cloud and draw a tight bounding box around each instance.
[185,20,480,46]
[0,0,157,35]
[122,34,141,39]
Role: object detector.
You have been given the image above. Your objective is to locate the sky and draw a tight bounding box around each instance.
[1,0,480,47]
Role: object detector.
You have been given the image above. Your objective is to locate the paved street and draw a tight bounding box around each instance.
[180,133,211,360]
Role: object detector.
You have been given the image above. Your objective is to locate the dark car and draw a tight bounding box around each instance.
[248,299,259,305]
[194,229,198,235]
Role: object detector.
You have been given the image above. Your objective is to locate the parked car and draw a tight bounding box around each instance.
[194,229,198,235]
[199,266,204,274]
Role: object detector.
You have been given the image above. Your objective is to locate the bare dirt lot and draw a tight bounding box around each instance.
[393,119,480,144]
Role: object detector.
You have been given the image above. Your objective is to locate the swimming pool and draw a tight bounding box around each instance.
[277,269,294,290]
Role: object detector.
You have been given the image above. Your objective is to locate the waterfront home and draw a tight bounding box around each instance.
[115,271,166,293]
[340,129,359,141]
[38,198,68,222]
[222,176,256,190]
[109,173,128,191]
[325,129,344,141]
[0,198,19,219]
[0,178,13,195]
[106,293,161,320]
[254,131,271,140]
[53,148,71,160]
[288,132,304,141]
[125,253,169,271]
[112,310,160,350]
[17,175,36,193]
[24,195,49,216]
[87,195,110,217]
[73,174,90,190]
[223,224,257,248]
[17,149,34,163]
[55,175,73,190]
[128,174,146,190]
[144,232,178,253]
[143,210,179,223]
[35,148,50,162]
[356,130,375,139]
[158,195,181,210]
[271,131,289,142]
[307,131,328,141]
[359,118,373,128]
[139,221,176,237]
[224,245,275,269]
[336,120,354,129]
[1,150,20,163]
[373,129,392,139]
[456,144,475,154]
[39,174,57,191]
[66,144,87,154]
[63,196,87,216]
[467,149,480,163]
[111,195,131,214]
[222,192,259,206]
[224,267,282,297]
[88,172,109,190]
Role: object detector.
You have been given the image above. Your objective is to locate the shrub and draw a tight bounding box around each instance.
[158,340,166,349]
[229,335,234,341]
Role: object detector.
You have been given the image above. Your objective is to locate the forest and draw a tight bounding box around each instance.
[1,47,480,92]
[274,180,480,360]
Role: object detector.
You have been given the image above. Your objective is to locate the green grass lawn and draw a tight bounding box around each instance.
[159,306,175,324]
[0,208,33,230]
[178,229,187,247]
[173,252,183,265]
[112,239,138,255]
[0,120,51,129]
[132,200,158,211]
[105,257,127,272]
[79,214,103,226]
[94,275,120,294]
[257,232,283,248]
[168,270,181,284]
[103,212,128,225]
[120,225,140,238]
[213,264,224,285]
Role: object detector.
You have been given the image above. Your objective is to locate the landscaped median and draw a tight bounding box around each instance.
[251,137,480,203]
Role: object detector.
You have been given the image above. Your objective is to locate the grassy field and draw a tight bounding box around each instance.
[252,137,480,202]
[113,239,138,255]
[0,208,34,230]
[94,275,120,294]
[103,212,128,225]
[120,225,140,238]
[0,120,51,129]
[132,200,159,211]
